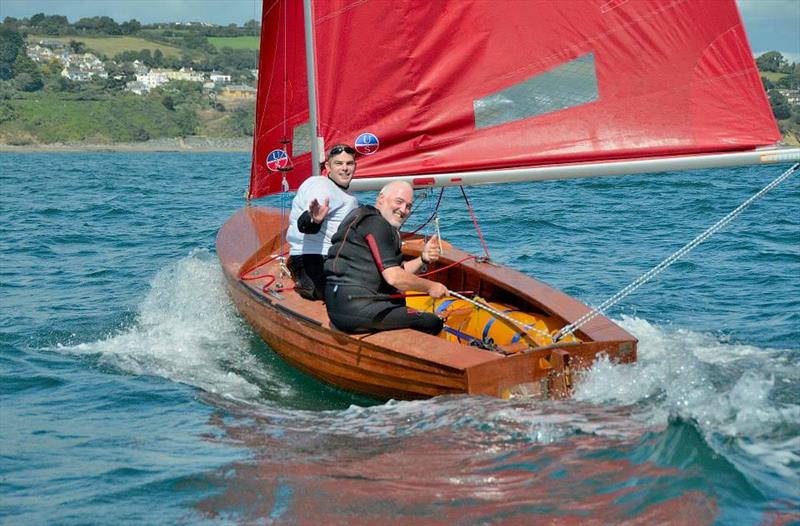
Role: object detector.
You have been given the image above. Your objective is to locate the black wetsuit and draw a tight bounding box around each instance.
[323,205,443,335]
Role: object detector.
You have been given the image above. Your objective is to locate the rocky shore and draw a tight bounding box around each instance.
[0,136,251,153]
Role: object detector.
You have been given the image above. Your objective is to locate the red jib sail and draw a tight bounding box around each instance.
[249,0,780,198]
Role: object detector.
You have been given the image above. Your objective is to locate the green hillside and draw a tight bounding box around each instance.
[0,90,255,145]
[0,93,186,144]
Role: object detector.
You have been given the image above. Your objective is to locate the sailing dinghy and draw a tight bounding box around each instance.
[217,0,799,400]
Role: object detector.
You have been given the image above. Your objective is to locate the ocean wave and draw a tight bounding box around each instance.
[574,315,800,494]
[54,249,277,403]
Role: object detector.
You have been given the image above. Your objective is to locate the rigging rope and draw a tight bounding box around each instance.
[554,162,799,341]
[282,0,288,143]
[448,291,554,342]
[276,0,293,282]
[407,187,445,236]
[459,186,491,260]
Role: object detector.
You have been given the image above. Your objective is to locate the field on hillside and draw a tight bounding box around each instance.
[208,36,260,50]
[27,35,185,58]
[760,71,788,83]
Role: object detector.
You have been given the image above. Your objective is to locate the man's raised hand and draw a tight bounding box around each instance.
[309,197,330,224]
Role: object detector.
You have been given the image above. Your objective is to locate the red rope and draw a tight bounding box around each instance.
[459,186,491,260]
[419,255,477,278]
[239,251,297,294]
[240,251,287,281]
[260,276,276,291]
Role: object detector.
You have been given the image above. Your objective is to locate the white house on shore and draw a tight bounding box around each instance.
[162,67,205,83]
[209,72,231,85]
[135,69,170,90]
[131,60,149,76]
[27,45,107,81]
[27,44,68,64]
[60,53,107,81]
[777,89,800,105]
[128,67,206,93]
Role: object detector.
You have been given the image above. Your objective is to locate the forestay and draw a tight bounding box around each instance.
[249,0,783,198]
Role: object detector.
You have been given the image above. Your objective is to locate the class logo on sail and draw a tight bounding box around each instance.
[266,149,291,171]
[354,133,380,155]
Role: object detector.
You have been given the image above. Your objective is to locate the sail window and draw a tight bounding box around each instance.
[292,122,311,155]
[474,53,599,129]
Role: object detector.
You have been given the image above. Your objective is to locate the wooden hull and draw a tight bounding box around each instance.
[217,206,637,400]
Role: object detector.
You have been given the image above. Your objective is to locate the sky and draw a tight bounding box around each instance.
[1,0,798,61]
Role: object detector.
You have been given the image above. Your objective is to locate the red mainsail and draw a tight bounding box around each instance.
[249,0,780,198]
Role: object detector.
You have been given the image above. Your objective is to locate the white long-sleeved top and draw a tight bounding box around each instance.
[286,176,358,256]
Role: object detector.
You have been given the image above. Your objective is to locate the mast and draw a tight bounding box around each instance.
[302,0,321,178]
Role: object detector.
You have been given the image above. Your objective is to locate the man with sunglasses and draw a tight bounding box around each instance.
[286,144,359,300]
[323,181,447,335]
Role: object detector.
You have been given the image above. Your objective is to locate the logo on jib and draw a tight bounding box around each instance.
[266,149,291,171]
[354,133,379,155]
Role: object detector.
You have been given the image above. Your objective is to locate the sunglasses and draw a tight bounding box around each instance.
[329,145,355,156]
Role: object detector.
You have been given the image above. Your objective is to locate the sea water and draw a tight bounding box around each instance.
[1,152,798,525]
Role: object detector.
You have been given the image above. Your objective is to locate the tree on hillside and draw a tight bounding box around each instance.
[774,64,800,90]
[120,19,141,35]
[69,40,87,54]
[159,79,203,99]
[139,49,154,67]
[0,27,24,80]
[74,16,121,35]
[29,13,46,26]
[768,90,792,120]
[757,51,788,73]
[13,53,43,92]
[230,105,255,136]
[243,19,260,36]
[41,59,72,92]
[210,48,257,71]
[175,107,198,137]
[183,32,215,53]
[34,14,70,35]
[162,95,175,111]
[2,17,22,31]
[0,101,17,124]
[96,15,121,34]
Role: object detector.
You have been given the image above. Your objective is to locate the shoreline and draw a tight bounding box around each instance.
[0,137,251,153]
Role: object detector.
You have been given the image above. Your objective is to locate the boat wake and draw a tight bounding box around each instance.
[577,315,800,497]
[54,249,287,403]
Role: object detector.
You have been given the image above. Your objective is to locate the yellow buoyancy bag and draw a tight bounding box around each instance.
[405,294,577,349]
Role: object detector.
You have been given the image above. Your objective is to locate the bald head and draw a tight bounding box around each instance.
[376,181,414,228]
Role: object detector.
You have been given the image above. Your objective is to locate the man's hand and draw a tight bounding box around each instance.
[421,234,441,264]
[309,197,330,224]
[427,281,448,299]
